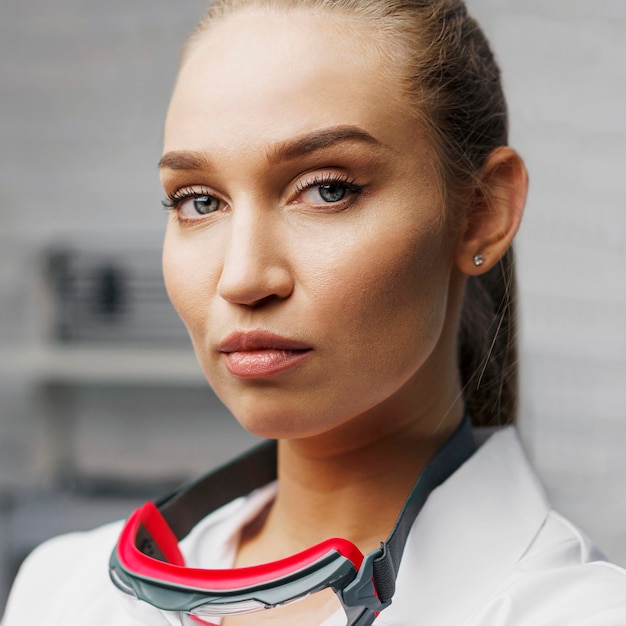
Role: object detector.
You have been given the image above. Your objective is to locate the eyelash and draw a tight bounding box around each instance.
[293,172,362,199]
[161,173,364,218]
[161,186,217,212]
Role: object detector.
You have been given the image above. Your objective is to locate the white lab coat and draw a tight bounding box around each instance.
[3,427,626,625]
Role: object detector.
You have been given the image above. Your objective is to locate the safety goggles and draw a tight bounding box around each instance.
[110,417,475,626]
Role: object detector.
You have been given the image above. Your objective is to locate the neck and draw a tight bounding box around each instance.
[235,390,464,566]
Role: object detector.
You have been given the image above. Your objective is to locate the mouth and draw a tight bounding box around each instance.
[218,330,312,378]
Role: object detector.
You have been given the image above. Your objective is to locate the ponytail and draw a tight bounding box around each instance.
[459,247,518,426]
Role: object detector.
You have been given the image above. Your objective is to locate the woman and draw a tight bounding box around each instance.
[4,1,625,624]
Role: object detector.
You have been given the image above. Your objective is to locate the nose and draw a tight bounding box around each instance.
[217,208,294,307]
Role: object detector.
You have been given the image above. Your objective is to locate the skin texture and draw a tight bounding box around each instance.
[161,7,527,566]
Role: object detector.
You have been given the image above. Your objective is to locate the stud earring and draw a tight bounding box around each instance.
[473,254,484,267]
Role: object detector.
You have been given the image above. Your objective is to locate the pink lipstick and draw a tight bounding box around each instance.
[218,330,312,378]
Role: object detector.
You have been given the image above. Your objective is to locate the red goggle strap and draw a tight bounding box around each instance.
[117,501,364,591]
[126,502,185,566]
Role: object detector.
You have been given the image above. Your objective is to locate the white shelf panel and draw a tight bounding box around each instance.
[1,346,207,386]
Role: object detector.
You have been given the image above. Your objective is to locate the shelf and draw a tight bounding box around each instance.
[1,345,207,386]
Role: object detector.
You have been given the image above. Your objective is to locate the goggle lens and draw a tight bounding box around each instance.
[115,591,347,626]
[179,588,347,625]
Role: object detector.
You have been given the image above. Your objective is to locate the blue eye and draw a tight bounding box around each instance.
[318,184,347,203]
[180,195,222,215]
[296,175,362,207]
[162,187,226,219]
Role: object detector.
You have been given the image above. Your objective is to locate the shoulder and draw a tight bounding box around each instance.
[2,521,135,626]
[380,427,626,626]
[1,484,277,626]
[467,510,626,625]
[466,430,626,624]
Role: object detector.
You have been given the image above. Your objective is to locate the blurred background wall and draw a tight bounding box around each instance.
[1,0,625,612]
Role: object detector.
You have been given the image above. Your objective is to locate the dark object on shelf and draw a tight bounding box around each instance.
[45,244,189,346]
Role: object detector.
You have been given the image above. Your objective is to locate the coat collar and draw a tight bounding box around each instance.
[378,427,551,625]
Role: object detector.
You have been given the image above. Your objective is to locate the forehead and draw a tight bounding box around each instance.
[165,7,419,155]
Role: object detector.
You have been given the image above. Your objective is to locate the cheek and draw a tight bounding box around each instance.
[308,219,453,372]
[162,227,213,338]
[317,217,450,316]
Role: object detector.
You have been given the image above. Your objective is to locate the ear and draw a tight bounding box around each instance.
[455,147,528,275]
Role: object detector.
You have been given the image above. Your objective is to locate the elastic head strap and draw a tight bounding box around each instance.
[340,416,476,615]
[158,440,278,540]
[372,416,476,602]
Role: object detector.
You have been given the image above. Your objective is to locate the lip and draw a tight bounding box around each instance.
[218,330,312,378]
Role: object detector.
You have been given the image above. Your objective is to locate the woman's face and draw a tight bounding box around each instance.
[162,8,463,442]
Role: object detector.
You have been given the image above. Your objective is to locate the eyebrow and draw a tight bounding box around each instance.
[158,151,212,171]
[158,125,387,171]
[268,125,385,162]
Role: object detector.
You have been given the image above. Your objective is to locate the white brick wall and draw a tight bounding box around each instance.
[0,0,625,606]
[466,0,626,563]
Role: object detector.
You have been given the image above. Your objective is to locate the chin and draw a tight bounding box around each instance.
[235,413,320,441]
[225,397,337,441]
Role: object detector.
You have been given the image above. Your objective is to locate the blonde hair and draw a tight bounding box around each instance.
[187,0,517,427]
